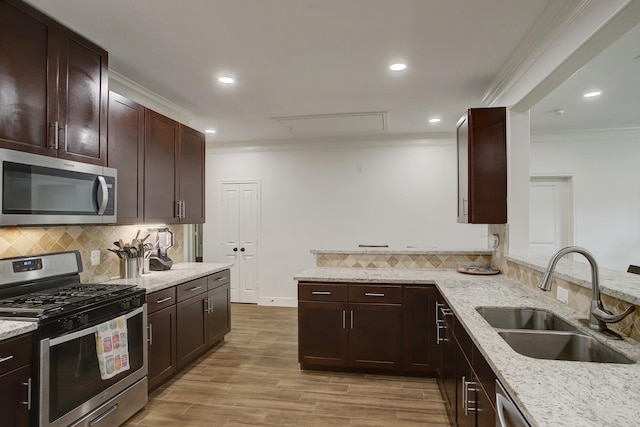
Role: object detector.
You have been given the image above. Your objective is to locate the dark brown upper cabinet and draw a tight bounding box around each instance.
[144,111,205,224]
[457,107,507,224]
[108,92,144,224]
[0,0,108,165]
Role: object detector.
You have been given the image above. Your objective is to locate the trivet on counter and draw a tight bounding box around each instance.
[456,265,500,275]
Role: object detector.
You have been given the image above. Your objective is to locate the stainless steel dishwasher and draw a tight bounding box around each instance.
[496,380,530,427]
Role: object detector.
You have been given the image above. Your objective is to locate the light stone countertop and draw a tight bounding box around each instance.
[107,262,233,293]
[0,320,37,342]
[311,248,493,255]
[294,267,640,427]
[508,254,640,306]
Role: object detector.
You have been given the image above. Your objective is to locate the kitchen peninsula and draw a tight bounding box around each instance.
[296,248,640,427]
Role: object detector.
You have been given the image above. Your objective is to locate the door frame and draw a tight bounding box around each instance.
[529,174,576,254]
[220,179,262,303]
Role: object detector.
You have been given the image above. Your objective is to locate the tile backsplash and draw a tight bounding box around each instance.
[0,225,184,283]
[315,252,492,269]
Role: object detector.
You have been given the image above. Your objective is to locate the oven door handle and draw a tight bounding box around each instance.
[47,306,144,346]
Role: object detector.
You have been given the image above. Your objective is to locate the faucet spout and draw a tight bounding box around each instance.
[537,246,635,338]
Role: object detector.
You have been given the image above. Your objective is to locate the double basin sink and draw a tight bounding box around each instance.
[476,307,634,364]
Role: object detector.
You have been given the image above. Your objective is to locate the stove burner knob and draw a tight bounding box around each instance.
[62,319,74,331]
[120,300,131,310]
[79,314,89,325]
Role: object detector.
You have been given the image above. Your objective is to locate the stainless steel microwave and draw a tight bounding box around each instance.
[0,148,117,225]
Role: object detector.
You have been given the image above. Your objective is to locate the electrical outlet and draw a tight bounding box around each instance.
[557,287,569,304]
[91,250,101,266]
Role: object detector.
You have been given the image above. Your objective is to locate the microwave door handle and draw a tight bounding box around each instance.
[96,176,109,215]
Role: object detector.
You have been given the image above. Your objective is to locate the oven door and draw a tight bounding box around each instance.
[39,305,147,427]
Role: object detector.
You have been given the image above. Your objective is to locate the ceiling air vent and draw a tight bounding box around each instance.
[273,111,388,138]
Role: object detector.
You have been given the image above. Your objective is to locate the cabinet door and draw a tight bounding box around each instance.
[298,301,349,367]
[207,283,230,346]
[403,286,439,374]
[0,0,57,155]
[456,346,475,427]
[0,365,31,427]
[144,110,179,223]
[349,303,403,370]
[107,92,144,224]
[179,125,205,224]
[441,317,457,425]
[147,305,176,391]
[57,26,108,165]
[176,294,208,369]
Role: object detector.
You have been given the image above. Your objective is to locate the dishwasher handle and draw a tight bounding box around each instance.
[495,380,530,427]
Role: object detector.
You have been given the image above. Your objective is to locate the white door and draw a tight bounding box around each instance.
[222,181,260,303]
[529,177,572,256]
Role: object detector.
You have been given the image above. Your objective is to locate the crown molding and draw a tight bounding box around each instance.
[482,0,593,107]
[482,0,637,106]
[109,70,194,124]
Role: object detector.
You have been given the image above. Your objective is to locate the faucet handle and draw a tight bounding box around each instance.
[592,305,636,324]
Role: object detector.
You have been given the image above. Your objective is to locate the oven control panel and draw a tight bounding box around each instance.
[12,257,43,273]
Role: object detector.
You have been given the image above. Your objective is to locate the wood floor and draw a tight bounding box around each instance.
[124,303,451,427]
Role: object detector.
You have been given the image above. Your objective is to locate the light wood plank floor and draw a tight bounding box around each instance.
[124,303,451,426]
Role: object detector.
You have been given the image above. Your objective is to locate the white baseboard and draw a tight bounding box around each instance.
[258,297,298,307]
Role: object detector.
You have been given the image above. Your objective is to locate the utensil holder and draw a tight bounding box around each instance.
[119,257,140,279]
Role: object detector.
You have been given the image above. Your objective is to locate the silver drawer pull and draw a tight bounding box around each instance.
[364,292,385,297]
[187,286,203,292]
[0,355,14,363]
[311,291,332,295]
[216,277,227,281]
[440,307,453,316]
[155,297,173,304]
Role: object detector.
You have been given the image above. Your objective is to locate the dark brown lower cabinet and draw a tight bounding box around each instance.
[176,292,208,369]
[403,286,440,374]
[0,333,32,427]
[147,305,176,390]
[207,282,231,346]
[146,269,231,390]
[298,301,349,367]
[349,303,403,370]
[436,292,496,427]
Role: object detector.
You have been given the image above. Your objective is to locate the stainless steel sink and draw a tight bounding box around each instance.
[497,330,634,364]
[476,307,577,331]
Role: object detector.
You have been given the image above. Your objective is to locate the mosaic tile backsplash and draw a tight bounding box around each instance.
[315,252,492,269]
[0,225,184,283]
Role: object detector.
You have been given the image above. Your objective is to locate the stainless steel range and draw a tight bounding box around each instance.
[0,251,147,427]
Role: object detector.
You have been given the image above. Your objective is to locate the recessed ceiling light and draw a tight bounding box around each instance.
[429,118,441,124]
[205,129,216,134]
[583,90,601,98]
[218,76,235,84]
[389,63,407,71]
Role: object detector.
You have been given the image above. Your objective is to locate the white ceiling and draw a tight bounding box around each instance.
[23,0,627,143]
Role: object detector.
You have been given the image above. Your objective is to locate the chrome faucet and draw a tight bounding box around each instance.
[537,246,635,339]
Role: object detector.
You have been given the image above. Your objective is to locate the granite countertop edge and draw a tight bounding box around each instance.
[107,262,234,293]
[294,267,640,427]
[0,321,38,342]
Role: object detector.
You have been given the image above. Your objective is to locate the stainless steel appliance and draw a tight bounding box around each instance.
[0,251,147,427]
[496,380,530,427]
[0,148,117,225]
[149,227,173,271]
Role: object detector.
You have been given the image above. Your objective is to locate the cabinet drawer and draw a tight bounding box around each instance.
[299,283,348,302]
[147,287,176,314]
[176,277,208,302]
[0,333,32,375]
[349,285,402,304]
[208,270,230,290]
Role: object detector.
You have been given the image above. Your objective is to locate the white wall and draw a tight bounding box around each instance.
[203,137,488,305]
[530,129,640,271]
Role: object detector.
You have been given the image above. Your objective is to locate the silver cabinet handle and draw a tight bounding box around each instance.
[147,324,153,345]
[464,378,478,415]
[204,297,210,314]
[64,123,68,151]
[461,375,466,410]
[0,355,14,363]
[312,291,332,295]
[53,121,59,149]
[188,286,203,292]
[350,310,354,329]
[209,297,213,314]
[436,323,448,344]
[342,310,346,329]
[97,176,109,215]
[441,307,453,316]
[435,301,444,324]
[216,277,226,281]
[364,292,385,297]
[176,201,181,218]
[182,200,186,218]
[89,403,119,426]
[21,378,31,410]
[155,297,173,304]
